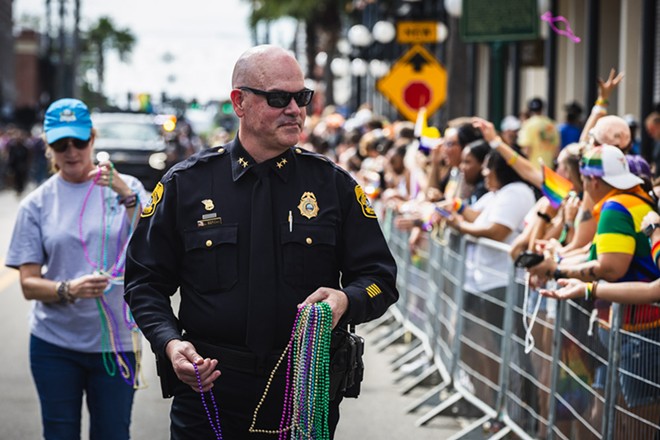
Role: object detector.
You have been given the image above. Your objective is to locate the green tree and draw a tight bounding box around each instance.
[83,17,136,97]
[247,0,347,105]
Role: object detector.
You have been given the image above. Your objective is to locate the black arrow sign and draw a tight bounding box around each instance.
[408,53,429,72]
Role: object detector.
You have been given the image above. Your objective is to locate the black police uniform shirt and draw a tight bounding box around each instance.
[124,137,398,357]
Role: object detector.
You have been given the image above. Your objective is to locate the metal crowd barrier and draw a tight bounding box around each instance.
[375,212,660,440]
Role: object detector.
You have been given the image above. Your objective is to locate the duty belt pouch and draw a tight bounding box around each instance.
[329,326,365,400]
[155,352,178,399]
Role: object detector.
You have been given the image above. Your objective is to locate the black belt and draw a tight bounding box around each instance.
[185,336,285,376]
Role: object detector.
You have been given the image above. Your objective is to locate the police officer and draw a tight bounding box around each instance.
[124,45,398,439]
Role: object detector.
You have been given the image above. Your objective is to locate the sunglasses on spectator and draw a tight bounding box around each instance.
[239,86,314,108]
[50,137,91,153]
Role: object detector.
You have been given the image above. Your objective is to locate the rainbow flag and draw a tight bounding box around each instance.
[542,165,573,208]
[414,107,441,154]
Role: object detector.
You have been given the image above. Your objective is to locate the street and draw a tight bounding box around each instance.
[0,186,465,439]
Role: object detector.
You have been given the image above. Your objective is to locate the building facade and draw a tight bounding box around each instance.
[0,0,14,119]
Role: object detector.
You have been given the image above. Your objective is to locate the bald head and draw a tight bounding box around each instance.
[232,45,302,89]
[592,115,631,150]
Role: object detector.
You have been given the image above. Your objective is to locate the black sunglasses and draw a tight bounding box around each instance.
[239,86,314,108]
[50,137,90,153]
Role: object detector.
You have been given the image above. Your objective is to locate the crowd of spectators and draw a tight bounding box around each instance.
[2,69,660,437]
[295,69,660,439]
[0,124,48,195]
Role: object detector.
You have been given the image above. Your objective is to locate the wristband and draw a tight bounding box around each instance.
[118,193,138,208]
[652,240,660,269]
[537,211,551,223]
[552,268,566,280]
[591,105,607,116]
[453,198,465,214]
[488,138,502,149]
[585,282,592,300]
[507,152,519,166]
[56,280,74,304]
[595,98,609,106]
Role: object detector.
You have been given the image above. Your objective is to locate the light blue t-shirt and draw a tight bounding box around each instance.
[6,172,148,353]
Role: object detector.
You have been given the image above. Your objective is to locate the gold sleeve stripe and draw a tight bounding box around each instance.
[366,283,382,298]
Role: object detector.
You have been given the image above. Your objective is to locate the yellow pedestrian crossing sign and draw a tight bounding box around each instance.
[376,45,447,122]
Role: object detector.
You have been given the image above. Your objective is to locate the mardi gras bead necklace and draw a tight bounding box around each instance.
[194,303,332,438]
[248,302,333,440]
[78,166,144,388]
[193,362,223,440]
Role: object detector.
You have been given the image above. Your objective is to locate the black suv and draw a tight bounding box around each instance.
[91,113,173,190]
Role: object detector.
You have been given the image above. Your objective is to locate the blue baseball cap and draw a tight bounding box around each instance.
[43,98,92,144]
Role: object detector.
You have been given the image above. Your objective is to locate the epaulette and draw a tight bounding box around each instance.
[162,145,229,180]
[292,146,333,163]
[292,146,354,179]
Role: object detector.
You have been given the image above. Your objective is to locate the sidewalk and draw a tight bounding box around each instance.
[334,322,469,439]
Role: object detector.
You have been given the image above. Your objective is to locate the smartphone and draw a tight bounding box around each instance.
[434,206,452,217]
[514,250,544,268]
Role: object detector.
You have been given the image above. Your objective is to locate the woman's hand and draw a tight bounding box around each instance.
[68,273,110,300]
[562,194,580,225]
[395,214,421,231]
[540,278,585,300]
[444,213,462,231]
[472,117,497,143]
[641,211,660,231]
[89,161,132,198]
[597,68,624,102]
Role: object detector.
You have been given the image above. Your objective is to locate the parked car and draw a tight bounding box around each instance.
[90,112,175,190]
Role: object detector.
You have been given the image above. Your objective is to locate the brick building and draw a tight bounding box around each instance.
[0,0,14,118]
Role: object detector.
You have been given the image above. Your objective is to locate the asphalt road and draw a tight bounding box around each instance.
[0,187,466,439]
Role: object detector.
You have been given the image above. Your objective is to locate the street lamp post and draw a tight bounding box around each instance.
[347,24,371,113]
[346,21,396,115]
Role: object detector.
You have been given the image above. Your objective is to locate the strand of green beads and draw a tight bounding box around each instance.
[313,304,325,439]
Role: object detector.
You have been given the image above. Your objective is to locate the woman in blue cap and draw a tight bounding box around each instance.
[5,98,148,439]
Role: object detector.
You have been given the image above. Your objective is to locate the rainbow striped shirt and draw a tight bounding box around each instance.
[590,187,660,330]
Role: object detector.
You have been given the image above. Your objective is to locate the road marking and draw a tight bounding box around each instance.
[0,269,18,291]
[0,258,19,291]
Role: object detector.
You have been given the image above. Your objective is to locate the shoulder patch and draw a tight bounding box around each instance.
[141,182,164,218]
[354,185,377,219]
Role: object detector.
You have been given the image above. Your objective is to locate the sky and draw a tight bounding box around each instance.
[13,0,294,104]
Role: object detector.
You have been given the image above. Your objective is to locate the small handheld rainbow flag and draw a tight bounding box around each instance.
[414,107,441,155]
[542,165,573,208]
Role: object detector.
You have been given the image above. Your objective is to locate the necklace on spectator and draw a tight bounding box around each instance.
[77,165,144,388]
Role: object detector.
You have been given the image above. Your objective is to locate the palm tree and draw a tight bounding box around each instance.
[83,17,136,96]
[247,0,346,105]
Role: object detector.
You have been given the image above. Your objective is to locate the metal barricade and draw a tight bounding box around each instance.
[380,217,660,440]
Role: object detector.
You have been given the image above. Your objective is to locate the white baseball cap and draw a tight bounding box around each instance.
[580,145,643,190]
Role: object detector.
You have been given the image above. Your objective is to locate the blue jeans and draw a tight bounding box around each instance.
[30,335,135,440]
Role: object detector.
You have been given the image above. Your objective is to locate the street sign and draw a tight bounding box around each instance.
[397,21,440,44]
[460,0,538,42]
[376,44,447,123]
